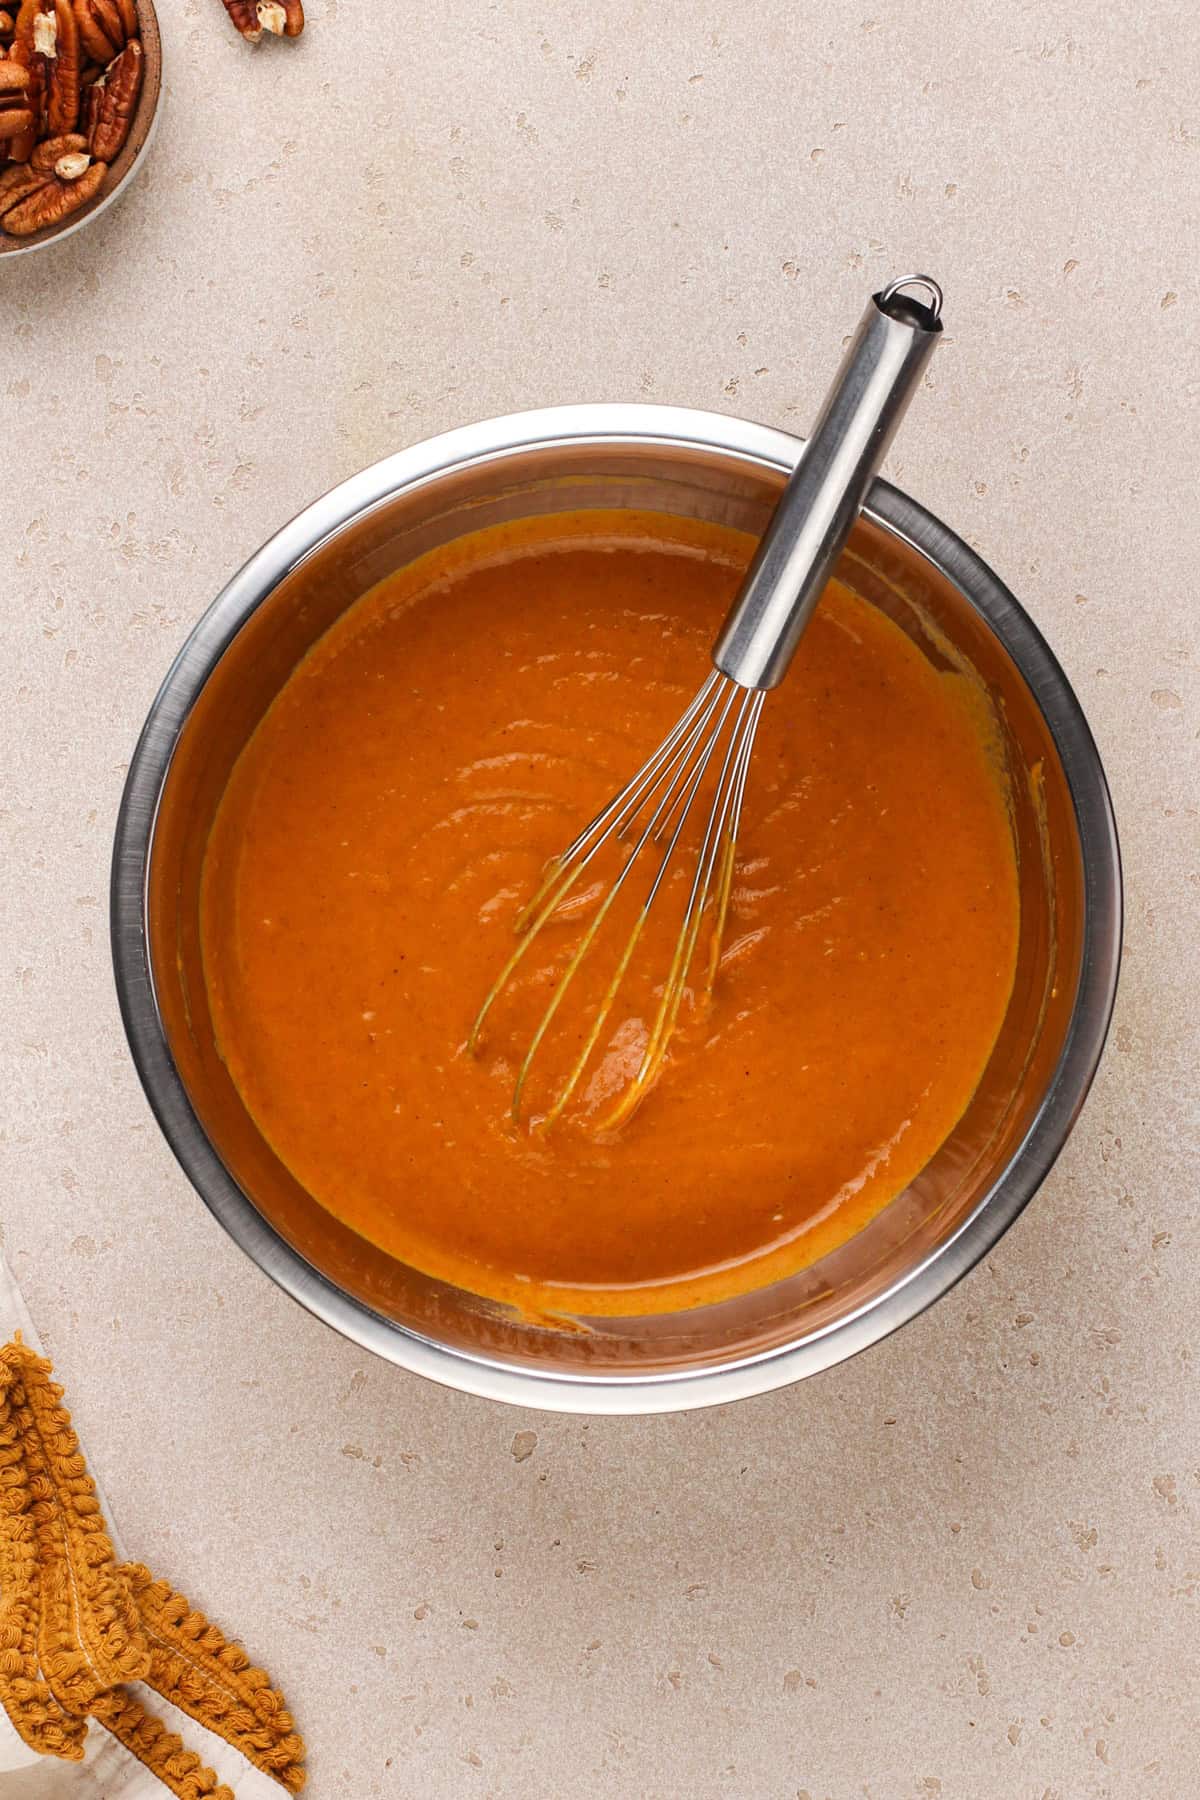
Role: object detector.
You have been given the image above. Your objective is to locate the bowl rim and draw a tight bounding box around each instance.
[110,403,1123,1414]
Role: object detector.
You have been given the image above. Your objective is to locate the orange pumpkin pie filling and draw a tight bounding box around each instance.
[200,510,1020,1316]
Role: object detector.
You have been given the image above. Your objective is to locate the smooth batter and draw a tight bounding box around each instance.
[200,511,1020,1316]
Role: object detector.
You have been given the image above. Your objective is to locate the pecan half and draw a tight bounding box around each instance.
[0,11,16,36]
[46,0,80,133]
[0,156,48,216]
[0,93,31,137]
[0,49,29,97]
[0,103,31,138]
[8,0,41,60]
[218,0,303,42]
[70,0,116,61]
[6,0,44,159]
[85,29,137,159]
[2,148,103,230]
[218,0,261,38]
[0,53,30,141]
[92,0,124,45]
[30,123,83,165]
[257,1,302,35]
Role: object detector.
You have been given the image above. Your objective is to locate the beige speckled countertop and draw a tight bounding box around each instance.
[2,3,1197,1795]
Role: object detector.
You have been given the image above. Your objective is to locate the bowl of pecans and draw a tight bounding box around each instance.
[0,0,161,255]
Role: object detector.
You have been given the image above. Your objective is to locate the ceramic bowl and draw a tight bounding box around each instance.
[0,0,160,258]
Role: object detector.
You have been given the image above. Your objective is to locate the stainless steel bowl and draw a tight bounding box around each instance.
[111,406,1121,1413]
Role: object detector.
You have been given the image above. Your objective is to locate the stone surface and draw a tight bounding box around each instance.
[1,2,1197,1795]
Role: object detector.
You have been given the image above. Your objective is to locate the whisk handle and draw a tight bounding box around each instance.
[713,276,943,691]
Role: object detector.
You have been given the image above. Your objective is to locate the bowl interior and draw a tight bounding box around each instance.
[140,436,1092,1383]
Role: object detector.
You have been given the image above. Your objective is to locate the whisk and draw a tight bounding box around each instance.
[469,276,943,1129]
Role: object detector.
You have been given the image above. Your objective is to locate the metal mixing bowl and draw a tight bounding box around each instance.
[111,406,1121,1413]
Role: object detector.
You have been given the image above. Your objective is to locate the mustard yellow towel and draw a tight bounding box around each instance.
[0,1253,305,1798]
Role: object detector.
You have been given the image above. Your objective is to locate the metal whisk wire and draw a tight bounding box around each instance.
[600,680,764,1132]
[468,671,761,1127]
[469,276,943,1129]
